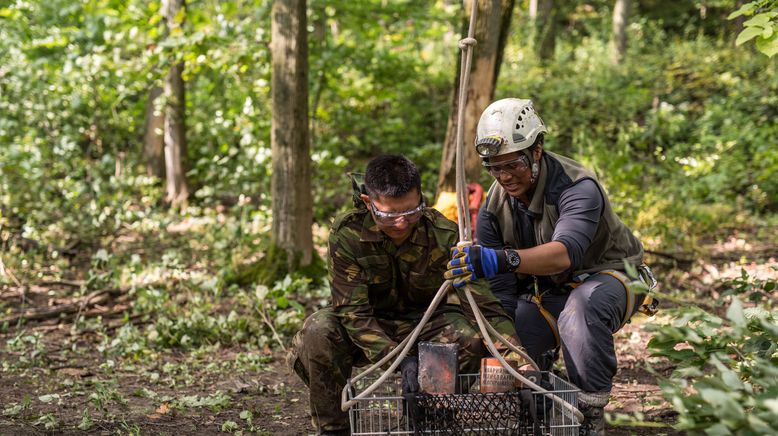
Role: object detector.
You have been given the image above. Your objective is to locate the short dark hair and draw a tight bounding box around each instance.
[528,133,544,152]
[364,154,421,198]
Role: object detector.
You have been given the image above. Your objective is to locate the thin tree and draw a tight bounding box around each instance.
[437,0,515,195]
[142,86,165,178]
[270,0,313,267]
[162,0,189,206]
[532,0,556,62]
[610,0,631,65]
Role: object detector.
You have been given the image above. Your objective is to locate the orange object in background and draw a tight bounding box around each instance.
[432,183,485,242]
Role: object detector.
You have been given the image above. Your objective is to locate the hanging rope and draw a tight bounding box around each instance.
[454,0,478,242]
[342,1,583,423]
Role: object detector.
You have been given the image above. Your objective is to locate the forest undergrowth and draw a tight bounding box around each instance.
[1,205,775,435]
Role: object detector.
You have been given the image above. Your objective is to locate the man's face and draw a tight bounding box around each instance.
[485,150,538,198]
[362,189,423,242]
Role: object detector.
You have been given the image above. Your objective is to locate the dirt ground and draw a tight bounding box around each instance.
[0,301,679,436]
[2,237,775,435]
[0,321,679,435]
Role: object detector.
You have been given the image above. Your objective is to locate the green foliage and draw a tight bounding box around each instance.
[648,293,778,434]
[730,0,778,57]
[719,268,778,304]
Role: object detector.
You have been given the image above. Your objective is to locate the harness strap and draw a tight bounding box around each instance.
[530,267,659,344]
[597,269,635,329]
[530,293,561,348]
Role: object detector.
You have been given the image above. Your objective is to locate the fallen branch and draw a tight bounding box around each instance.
[0,288,125,325]
[645,250,694,264]
[36,279,85,288]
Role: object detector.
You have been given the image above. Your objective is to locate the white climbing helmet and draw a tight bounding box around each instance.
[475,98,547,158]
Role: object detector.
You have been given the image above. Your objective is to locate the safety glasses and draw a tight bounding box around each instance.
[370,201,425,225]
[482,155,530,178]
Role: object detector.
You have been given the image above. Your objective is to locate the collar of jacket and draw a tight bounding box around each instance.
[358,209,430,247]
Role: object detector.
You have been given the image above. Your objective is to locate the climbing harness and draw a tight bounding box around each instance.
[528,264,661,350]
[340,0,584,423]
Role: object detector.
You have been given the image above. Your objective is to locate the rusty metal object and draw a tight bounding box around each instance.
[479,357,519,393]
[418,342,458,394]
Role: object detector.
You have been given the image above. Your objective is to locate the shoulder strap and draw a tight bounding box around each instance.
[349,172,368,210]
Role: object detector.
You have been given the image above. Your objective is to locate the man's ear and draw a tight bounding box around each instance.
[534,142,544,161]
[360,193,371,209]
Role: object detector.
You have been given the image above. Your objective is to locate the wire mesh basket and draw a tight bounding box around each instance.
[347,371,580,435]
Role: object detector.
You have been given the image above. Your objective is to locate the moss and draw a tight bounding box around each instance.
[225,244,326,287]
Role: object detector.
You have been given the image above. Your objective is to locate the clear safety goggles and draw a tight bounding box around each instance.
[482,155,530,178]
[370,201,425,225]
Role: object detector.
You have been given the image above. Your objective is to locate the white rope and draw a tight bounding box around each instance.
[454,0,478,242]
[464,287,584,422]
[341,0,583,424]
[341,279,450,411]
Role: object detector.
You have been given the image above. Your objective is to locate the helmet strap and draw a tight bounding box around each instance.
[524,149,540,184]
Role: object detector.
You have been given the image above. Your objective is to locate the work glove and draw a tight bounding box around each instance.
[444,244,509,288]
[399,355,420,394]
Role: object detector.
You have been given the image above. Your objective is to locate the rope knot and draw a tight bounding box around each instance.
[458,37,477,49]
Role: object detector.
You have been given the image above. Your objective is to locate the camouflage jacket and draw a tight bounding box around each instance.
[328,207,513,363]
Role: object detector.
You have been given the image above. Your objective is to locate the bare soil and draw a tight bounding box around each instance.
[2,238,775,435]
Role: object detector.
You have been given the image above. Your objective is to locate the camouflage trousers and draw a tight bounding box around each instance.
[288,306,486,433]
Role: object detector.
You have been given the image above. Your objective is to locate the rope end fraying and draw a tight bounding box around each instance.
[458,37,477,49]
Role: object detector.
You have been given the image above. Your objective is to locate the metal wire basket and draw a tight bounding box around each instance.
[347,371,580,435]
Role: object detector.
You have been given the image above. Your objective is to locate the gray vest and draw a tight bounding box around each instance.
[483,151,644,284]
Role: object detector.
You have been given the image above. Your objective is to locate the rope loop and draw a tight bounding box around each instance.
[458,37,477,49]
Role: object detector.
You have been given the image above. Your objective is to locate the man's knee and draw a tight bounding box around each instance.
[559,279,624,333]
[289,309,350,384]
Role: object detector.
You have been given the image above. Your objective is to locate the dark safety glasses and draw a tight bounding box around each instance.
[482,155,530,178]
[370,201,425,225]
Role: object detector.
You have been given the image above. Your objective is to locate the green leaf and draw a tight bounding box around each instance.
[38,394,60,404]
[736,26,765,45]
[705,423,732,436]
[221,420,239,432]
[726,298,746,327]
[764,399,778,415]
[756,32,778,57]
[743,13,773,27]
[728,3,755,20]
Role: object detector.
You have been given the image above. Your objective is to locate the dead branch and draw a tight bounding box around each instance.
[0,288,125,325]
[36,279,85,288]
[645,250,694,265]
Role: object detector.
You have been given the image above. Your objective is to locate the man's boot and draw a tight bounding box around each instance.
[578,391,609,436]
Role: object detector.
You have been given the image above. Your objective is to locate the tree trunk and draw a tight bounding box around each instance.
[534,0,555,62]
[610,0,631,65]
[142,86,165,178]
[162,0,189,206]
[271,0,313,267]
[436,0,515,195]
[732,0,746,46]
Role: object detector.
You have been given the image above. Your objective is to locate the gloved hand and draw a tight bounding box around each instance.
[399,355,419,394]
[444,244,509,288]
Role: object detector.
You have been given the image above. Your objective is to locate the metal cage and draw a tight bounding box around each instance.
[347,372,580,435]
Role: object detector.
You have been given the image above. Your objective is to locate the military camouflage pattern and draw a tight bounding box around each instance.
[288,207,519,431]
[328,207,516,362]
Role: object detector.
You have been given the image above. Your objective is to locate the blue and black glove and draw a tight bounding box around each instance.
[444,244,513,288]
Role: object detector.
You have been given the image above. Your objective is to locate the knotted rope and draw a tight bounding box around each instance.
[341,1,583,422]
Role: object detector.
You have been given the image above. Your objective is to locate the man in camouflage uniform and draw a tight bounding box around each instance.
[289,154,518,436]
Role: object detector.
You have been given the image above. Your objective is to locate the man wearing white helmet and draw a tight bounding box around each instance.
[444,98,655,435]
